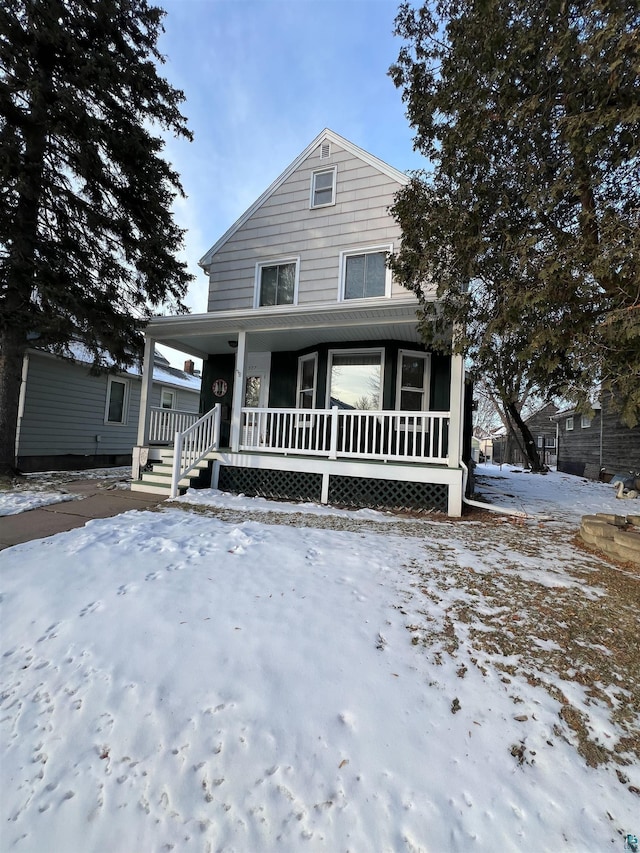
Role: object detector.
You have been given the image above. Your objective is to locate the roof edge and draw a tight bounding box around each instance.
[198,129,410,270]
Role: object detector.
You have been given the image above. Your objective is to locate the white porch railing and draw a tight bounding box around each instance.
[240,406,450,463]
[149,407,200,444]
[171,404,221,498]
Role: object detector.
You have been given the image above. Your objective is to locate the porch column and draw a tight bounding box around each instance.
[136,335,155,447]
[229,331,247,452]
[447,351,465,469]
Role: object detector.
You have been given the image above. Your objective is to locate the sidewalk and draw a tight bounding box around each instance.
[0,479,166,551]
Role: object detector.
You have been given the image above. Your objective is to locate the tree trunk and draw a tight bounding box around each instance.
[505,400,545,472]
[0,327,27,477]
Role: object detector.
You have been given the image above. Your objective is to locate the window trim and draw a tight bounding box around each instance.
[160,387,176,410]
[325,347,385,410]
[296,352,318,411]
[566,416,574,431]
[395,349,431,412]
[253,256,300,308]
[338,244,393,301]
[310,166,337,209]
[104,375,130,425]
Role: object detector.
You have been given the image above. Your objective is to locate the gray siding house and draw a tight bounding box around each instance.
[131,130,469,516]
[553,393,640,480]
[16,347,200,472]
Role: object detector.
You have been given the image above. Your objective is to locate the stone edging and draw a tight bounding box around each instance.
[579,513,640,566]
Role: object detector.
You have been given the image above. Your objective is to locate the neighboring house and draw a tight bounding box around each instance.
[15,347,201,473]
[131,129,470,516]
[492,402,558,467]
[553,392,640,480]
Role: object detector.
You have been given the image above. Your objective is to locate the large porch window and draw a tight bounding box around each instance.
[327,350,383,410]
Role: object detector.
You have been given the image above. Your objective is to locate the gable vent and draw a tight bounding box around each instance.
[320,142,331,159]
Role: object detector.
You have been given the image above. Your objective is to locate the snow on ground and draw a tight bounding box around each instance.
[473,462,639,523]
[1,468,639,852]
[0,467,132,516]
[0,490,77,517]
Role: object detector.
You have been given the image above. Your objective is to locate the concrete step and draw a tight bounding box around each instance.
[130,481,173,496]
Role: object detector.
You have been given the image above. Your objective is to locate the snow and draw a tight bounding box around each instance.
[0,467,131,517]
[1,465,639,852]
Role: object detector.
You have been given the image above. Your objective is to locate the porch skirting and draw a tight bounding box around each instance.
[212,451,462,516]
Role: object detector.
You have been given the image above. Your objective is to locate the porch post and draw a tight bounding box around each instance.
[447,350,465,469]
[230,331,247,452]
[133,335,155,480]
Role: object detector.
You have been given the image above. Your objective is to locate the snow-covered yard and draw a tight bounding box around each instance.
[1,465,638,852]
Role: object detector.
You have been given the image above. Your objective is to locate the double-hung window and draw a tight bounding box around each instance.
[297,353,317,410]
[340,246,391,300]
[396,351,430,411]
[105,376,129,424]
[310,167,336,208]
[160,388,175,409]
[255,258,299,307]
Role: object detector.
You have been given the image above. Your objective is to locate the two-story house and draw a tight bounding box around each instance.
[131,130,468,516]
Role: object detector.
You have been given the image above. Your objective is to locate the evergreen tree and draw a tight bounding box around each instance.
[389,0,640,470]
[0,0,193,476]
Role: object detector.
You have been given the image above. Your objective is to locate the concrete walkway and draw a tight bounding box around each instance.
[0,479,166,551]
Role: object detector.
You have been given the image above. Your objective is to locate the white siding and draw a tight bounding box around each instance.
[207,141,419,312]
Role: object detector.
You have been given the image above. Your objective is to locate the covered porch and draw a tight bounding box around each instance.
[132,300,467,516]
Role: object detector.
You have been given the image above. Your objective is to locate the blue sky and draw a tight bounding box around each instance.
[156,0,426,322]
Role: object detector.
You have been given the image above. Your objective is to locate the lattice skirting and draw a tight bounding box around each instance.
[329,475,448,514]
[217,466,323,503]
[217,466,449,514]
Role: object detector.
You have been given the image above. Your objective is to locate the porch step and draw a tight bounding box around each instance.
[130,450,217,496]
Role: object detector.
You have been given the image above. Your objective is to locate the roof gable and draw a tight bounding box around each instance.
[198,129,409,270]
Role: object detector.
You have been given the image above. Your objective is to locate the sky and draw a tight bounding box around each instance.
[154,0,426,322]
[2,465,639,850]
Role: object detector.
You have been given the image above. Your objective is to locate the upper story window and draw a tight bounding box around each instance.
[339,245,392,300]
[566,416,574,431]
[581,414,592,428]
[254,258,299,307]
[105,376,129,424]
[310,167,337,208]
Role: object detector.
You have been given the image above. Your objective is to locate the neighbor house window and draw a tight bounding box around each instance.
[546,436,556,448]
[581,414,592,428]
[160,388,175,409]
[310,167,336,208]
[340,246,391,300]
[297,353,318,410]
[105,377,129,424]
[537,435,544,449]
[566,416,574,431]
[255,258,299,307]
[396,351,431,411]
[327,349,383,410]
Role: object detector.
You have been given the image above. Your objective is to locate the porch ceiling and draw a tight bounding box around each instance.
[146,299,433,359]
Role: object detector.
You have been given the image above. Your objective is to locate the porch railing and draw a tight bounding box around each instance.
[240,406,450,463]
[149,406,200,444]
[171,404,221,498]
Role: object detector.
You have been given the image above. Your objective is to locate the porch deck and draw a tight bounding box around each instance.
[133,405,462,515]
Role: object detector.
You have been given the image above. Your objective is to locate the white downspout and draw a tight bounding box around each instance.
[460,460,527,518]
